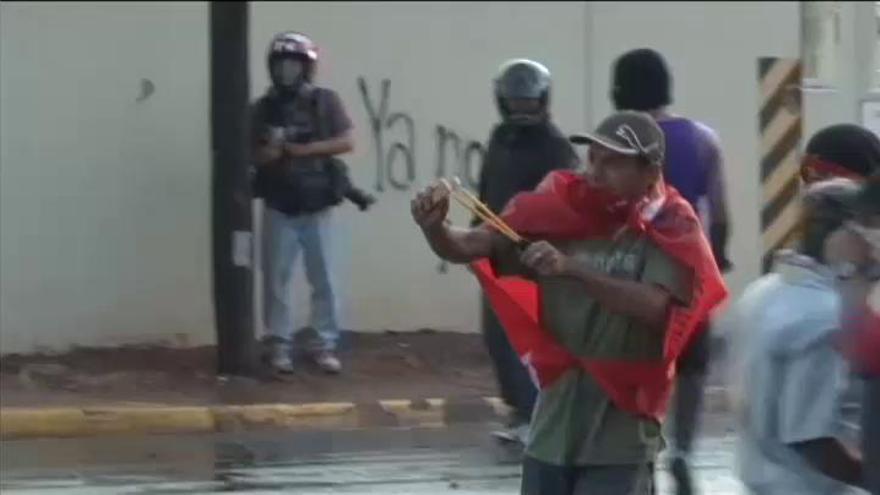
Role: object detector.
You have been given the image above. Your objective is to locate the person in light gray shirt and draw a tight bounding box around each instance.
[725,179,865,495]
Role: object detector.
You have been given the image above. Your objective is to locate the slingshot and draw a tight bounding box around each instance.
[438,177,526,246]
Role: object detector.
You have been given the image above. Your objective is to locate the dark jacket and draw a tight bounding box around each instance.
[475,121,578,223]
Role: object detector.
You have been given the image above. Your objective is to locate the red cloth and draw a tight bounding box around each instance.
[843,287,880,376]
[801,155,867,183]
[471,171,728,420]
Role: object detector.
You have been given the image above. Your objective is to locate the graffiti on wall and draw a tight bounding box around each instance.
[359,78,416,192]
[358,77,487,274]
[358,77,485,193]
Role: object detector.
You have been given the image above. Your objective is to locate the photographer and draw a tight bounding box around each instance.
[251,32,356,375]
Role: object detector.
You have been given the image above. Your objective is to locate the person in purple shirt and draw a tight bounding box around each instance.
[610,48,732,495]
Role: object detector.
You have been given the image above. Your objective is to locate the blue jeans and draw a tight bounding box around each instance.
[262,207,340,354]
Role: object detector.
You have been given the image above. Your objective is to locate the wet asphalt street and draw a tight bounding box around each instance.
[0,417,747,494]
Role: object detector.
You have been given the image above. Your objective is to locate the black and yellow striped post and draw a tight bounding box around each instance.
[758,57,803,273]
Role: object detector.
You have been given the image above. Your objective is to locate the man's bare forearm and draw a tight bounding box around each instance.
[311,134,354,155]
[564,261,672,327]
[289,133,354,157]
[422,224,495,264]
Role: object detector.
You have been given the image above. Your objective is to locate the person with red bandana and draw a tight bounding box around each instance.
[803,123,878,495]
[411,111,726,494]
[727,179,866,495]
[801,124,879,184]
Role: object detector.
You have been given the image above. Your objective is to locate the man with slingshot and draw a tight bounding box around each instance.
[411,111,726,494]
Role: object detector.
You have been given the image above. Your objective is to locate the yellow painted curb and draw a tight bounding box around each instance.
[0,399,492,440]
[379,399,445,427]
[0,407,214,440]
[213,402,359,432]
[0,389,730,440]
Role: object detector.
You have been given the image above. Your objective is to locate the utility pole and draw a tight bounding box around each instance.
[210,1,256,375]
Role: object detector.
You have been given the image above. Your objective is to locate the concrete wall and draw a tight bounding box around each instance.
[0,2,215,352]
[1,1,874,353]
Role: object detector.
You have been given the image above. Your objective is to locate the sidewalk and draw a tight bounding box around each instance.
[0,330,731,440]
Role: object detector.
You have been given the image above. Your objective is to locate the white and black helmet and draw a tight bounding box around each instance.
[266,31,318,92]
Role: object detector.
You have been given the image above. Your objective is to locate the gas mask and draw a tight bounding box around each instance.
[271,58,306,93]
[502,98,546,126]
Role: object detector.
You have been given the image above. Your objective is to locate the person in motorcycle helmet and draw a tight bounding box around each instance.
[476,58,578,446]
[251,32,368,377]
[260,32,374,211]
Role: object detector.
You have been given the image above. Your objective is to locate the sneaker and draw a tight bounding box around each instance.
[313,351,342,374]
[266,342,294,375]
[491,421,529,445]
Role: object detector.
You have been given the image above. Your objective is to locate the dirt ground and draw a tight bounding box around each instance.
[0,330,497,408]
